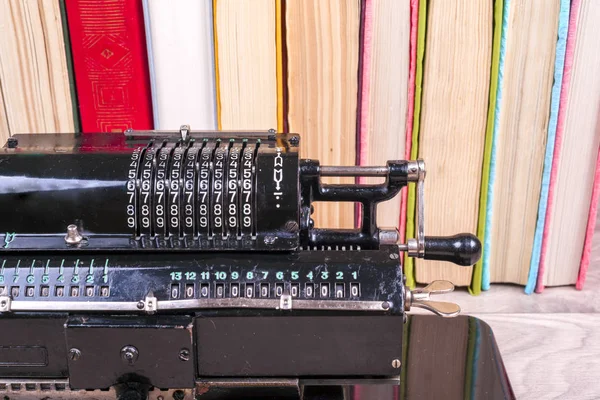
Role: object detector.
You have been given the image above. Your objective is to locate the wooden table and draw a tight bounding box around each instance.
[413,216,600,399]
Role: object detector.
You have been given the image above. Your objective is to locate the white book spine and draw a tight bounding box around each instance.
[144,0,217,130]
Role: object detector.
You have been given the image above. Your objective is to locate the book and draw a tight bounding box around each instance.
[357,0,410,228]
[472,0,504,295]
[413,0,493,287]
[66,0,153,132]
[59,0,80,132]
[525,0,571,294]
[483,0,560,286]
[143,0,216,130]
[404,0,427,289]
[0,94,7,144]
[537,0,600,290]
[399,0,420,251]
[213,0,277,130]
[0,0,76,141]
[286,0,360,229]
[275,0,285,132]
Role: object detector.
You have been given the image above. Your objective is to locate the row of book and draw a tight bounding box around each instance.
[404,0,600,294]
[0,0,598,294]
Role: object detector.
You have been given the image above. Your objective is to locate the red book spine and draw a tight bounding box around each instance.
[65,0,153,133]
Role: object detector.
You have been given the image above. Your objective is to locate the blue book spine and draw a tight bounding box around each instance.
[524,0,571,294]
[482,0,510,291]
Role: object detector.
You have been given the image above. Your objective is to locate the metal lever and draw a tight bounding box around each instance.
[397,160,482,266]
[404,280,460,318]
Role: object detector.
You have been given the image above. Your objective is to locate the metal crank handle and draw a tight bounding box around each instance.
[398,234,482,266]
[396,159,482,266]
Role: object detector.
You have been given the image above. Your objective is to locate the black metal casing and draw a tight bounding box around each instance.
[0,132,408,394]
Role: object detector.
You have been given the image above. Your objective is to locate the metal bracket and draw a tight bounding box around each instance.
[0,296,391,313]
[0,296,11,312]
[144,294,158,314]
[279,294,292,310]
[398,159,426,258]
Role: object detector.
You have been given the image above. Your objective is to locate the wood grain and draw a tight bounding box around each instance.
[476,314,600,400]
[415,0,493,285]
[0,0,75,135]
[286,0,360,229]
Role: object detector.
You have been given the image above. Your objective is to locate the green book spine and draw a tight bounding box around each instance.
[469,0,504,295]
[404,0,427,289]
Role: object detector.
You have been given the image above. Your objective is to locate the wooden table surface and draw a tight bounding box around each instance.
[411,215,600,399]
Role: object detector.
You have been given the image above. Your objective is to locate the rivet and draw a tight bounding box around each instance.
[120,345,139,365]
[389,253,399,260]
[178,348,190,362]
[136,301,145,310]
[392,359,401,369]
[68,348,81,361]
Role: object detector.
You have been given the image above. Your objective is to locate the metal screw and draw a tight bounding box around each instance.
[173,390,185,400]
[268,128,276,133]
[389,253,399,260]
[392,359,401,369]
[136,301,145,310]
[178,348,190,362]
[289,136,300,146]
[68,348,81,361]
[120,346,139,365]
[6,137,18,149]
[65,224,83,245]
[381,301,390,310]
[284,220,299,233]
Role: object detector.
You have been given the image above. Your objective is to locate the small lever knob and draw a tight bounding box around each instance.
[423,233,481,266]
[405,280,460,318]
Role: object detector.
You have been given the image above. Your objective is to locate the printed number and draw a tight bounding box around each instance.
[306,271,313,280]
[86,274,94,284]
[246,271,254,280]
[200,271,210,280]
[170,272,182,281]
[291,271,299,280]
[26,275,34,284]
[215,271,226,280]
[276,271,284,280]
[352,271,358,279]
[231,272,239,280]
[41,275,49,284]
[57,274,64,283]
[262,271,269,279]
[0,276,3,284]
[185,272,196,280]
[336,271,344,280]
[321,271,329,279]
[71,275,79,284]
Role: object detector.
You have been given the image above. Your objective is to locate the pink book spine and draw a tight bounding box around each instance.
[536,0,581,293]
[399,0,419,246]
[577,146,600,290]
